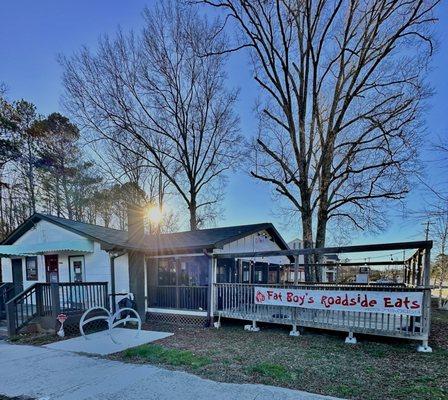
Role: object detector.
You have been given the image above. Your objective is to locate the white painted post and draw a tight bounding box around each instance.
[289,323,300,336]
[244,320,260,332]
[417,246,433,353]
[345,331,357,344]
[209,256,217,319]
[293,256,299,285]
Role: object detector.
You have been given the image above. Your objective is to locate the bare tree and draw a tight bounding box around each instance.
[432,207,448,308]
[88,138,171,215]
[14,100,41,215]
[34,113,82,218]
[200,0,438,262]
[61,0,243,230]
[419,135,448,308]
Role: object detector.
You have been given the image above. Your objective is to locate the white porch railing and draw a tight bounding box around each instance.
[213,283,431,341]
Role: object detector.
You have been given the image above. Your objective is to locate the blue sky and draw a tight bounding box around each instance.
[1,1,446,249]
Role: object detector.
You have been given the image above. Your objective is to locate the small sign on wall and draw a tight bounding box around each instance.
[254,287,423,316]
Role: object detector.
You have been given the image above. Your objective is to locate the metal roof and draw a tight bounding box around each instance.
[0,240,94,256]
[2,213,289,255]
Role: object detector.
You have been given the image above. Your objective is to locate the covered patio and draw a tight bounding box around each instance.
[210,240,433,351]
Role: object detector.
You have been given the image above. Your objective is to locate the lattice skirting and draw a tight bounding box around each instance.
[63,319,109,336]
[37,312,109,336]
[146,312,209,327]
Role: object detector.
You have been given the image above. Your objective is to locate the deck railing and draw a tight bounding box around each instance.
[214,283,431,341]
[0,283,23,320]
[6,282,108,336]
[148,285,208,311]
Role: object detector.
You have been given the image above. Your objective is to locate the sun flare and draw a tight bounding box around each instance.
[147,205,163,225]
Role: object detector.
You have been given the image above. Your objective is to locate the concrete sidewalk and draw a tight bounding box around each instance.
[0,342,340,400]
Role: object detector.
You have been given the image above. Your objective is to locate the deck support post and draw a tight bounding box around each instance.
[244,320,260,332]
[206,253,214,326]
[417,340,433,353]
[213,312,221,329]
[345,331,357,344]
[289,324,300,336]
[50,283,61,322]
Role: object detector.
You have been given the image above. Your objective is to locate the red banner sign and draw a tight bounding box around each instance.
[254,287,423,316]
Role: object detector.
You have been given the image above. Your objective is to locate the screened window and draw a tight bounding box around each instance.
[178,256,209,286]
[217,258,236,283]
[157,256,209,286]
[26,256,38,281]
[157,258,176,285]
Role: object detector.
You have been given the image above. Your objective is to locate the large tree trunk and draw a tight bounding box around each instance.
[26,138,36,215]
[189,193,198,231]
[55,175,62,217]
[301,194,314,281]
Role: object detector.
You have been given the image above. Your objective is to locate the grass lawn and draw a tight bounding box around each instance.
[111,309,448,400]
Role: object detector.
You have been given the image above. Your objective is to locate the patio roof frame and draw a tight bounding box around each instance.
[212,240,432,259]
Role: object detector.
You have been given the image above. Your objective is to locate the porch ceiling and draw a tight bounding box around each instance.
[0,239,94,256]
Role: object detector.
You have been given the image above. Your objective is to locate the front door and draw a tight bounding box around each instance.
[11,258,23,293]
[45,255,59,283]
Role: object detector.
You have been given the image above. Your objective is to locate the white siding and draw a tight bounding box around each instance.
[1,258,12,282]
[0,220,130,295]
[214,230,290,265]
[15,220,84,245]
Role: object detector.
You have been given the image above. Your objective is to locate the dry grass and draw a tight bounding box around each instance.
[111,309,448,400]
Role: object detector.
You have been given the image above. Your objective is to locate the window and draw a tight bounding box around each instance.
[242,261,250,283]
[254,262,268,283]
[26,256,38,281]
[179,257,209,286]
[157,258,176,285]
[268,268,279,284]
[69,256,85,283]
[217,258,235,283]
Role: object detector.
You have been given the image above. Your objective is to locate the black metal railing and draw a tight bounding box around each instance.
[6,282,108,336]
[148,285,208,311]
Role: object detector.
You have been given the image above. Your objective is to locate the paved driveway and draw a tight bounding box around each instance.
[0,342,339,400]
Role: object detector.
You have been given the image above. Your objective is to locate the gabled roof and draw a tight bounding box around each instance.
[1,213,289,255]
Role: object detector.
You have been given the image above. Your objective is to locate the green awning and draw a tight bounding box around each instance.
[0,239,94,256]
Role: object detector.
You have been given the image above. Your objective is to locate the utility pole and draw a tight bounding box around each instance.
[423,220,432,241]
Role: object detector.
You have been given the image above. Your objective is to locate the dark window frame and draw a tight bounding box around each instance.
[25,256,38,281]
[68,255,86,283]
